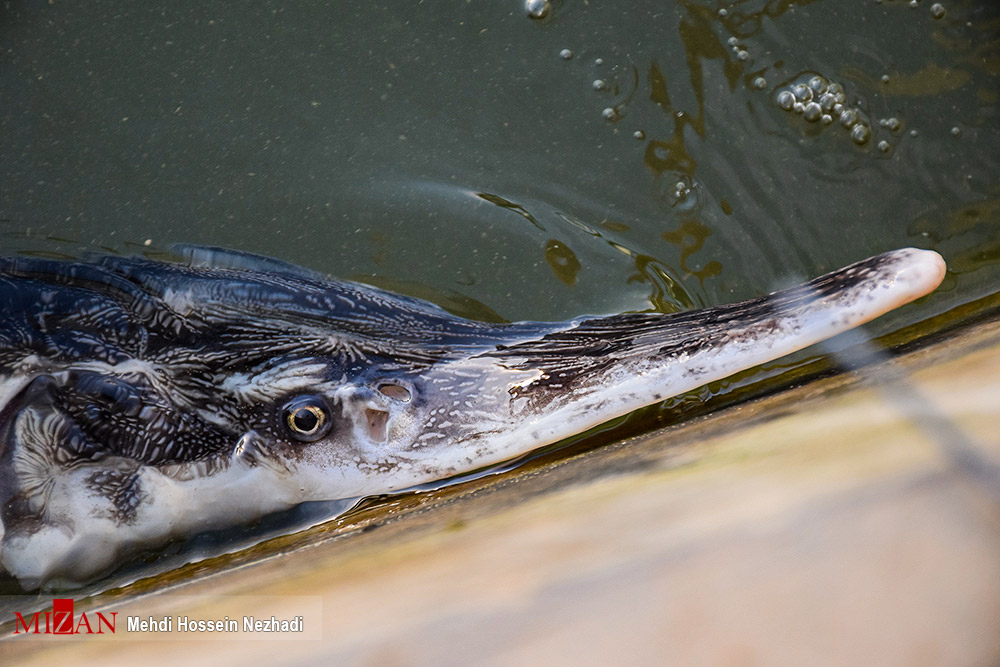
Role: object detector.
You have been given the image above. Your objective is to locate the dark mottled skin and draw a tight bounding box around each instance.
[0,249,541,470]
[0,248,551,528]
[86,467,146,524]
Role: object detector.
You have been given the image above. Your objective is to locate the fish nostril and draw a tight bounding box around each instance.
[365,408,389,442]
[377,382,411,402]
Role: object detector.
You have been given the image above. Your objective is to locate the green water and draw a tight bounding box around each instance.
[2,1,996,326]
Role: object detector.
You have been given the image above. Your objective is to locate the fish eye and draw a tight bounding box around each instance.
[280,395,332,442]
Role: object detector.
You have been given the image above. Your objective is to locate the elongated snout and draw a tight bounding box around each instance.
[460,248,947,463]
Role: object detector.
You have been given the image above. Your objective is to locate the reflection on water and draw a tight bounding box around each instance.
[544,239,581,286]
[476,192,543,230]
[662,219,723,284]
[625,253,698,313]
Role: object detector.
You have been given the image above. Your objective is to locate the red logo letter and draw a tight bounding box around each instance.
[95,612,117,634]
[12,612,41,635]
[52,599,74,635]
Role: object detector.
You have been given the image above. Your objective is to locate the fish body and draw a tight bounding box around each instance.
[0,246,946,589]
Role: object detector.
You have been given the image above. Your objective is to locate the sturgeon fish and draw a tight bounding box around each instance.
[0,246,945,590]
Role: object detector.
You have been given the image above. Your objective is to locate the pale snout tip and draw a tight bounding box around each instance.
[893,247,947,299]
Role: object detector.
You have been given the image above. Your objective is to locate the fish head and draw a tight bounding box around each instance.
[198,246,948,502]
[208,351,537,500]
[290,349,602,501]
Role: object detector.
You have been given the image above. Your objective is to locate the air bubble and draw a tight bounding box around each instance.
[594,58,604,66]
[728,37,738,46]
[793,101,805,113]
[880,74,890,84]
[753,77,767,90]
[803,101,822,122]
[931,3,946,18]
[950,126,961,137]
[593,79,607,91]
[602,107,620,122]
[808,76,827,93]
[883,117,901,132]
[821,114,833,125]
[525,0,551,19]
[559,49,573,60]
[851,124,871,145]
[819,93,836,111]
[737,49,749,61]
[839,109,858,128]
[792,84,812,101]
[777,90,795,110]
[877,140,891,153]
[633,130,645,140]
[909,129,919,137]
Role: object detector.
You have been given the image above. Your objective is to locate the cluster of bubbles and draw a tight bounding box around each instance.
[557,49,629,126]
[726,36,750,63]
[590,58,629,124]
[545,14,947,201]
[725,37,770,92]
[552,43,718,162]
[774,73,876,147]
